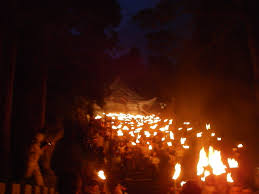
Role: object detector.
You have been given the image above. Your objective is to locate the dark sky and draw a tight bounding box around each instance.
[116,0,193,61]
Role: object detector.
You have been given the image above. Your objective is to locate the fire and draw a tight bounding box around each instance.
[227,173,234,183]
[95,115,102,119]
[228,158,238,168]
[237,144,243,148]
[197,146,227,179]
[93,112,240,184]
[206,123,211,130]
[97,170,106,180]
[196,132,202,138]
[180,137,186,145]
[170,131,174,140]
[208,146,226,175]
[197,147,209,176]
[180,181,186,187]
[172,163,181,180]
[117,129,123,136]
[201,170,210,182]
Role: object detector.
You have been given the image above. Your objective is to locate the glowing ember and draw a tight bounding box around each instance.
[149,145,152,150]
[167,142,172,147]
[153,132,157,136]
[217,137,222,141]
[183,122,190,125]
[161,137,165,141]
[187,127,192,131]
[98,170,106,180]
[227,173,234,183]
[211,133,215,137]
[95,115,102,119]
[178,127,183,131]
[228,158,239,168]
[173,163,181,180]
[132,142,136,146]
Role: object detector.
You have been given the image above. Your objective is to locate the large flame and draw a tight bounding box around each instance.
[197,146,227,179]
[208,146,226,175]
[172,163,181,180]
[197,147,209,176]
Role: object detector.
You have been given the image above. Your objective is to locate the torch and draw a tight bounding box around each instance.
[172,163,181,194]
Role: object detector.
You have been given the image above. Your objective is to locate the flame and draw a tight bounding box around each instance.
[132,142,136,146]
[227,173,234,183]
[117,129,123,136]
[98,170,106,180]
[170,131,174,140]
[208,146,226,175]
[206,124,211,130]
[228,158,238,168]
[172,163,181,180]
[94,112,240,184]
[144,131,151,137]
[201,170,211,182]
[180,181,186,187]
[180,137,186,145]
[95,115,102,119]
[237,144,243,148]
[197,147,209,176]
[122,126,129,130]
[196,132,202,138]
[183,145,189,149]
